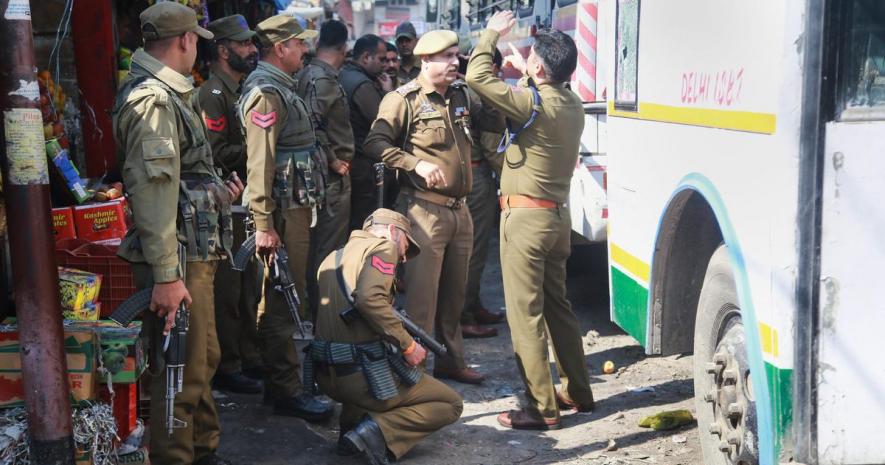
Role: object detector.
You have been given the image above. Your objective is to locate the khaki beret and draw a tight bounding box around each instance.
[363,208,421,259]
[256,14,317,47]
[207,15,255,42]
[140,2,213,41]
[413,30,459,56]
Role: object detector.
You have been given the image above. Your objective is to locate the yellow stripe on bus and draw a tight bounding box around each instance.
[758,322,779,357]
[608,101,777,135]
[609,242,651,283]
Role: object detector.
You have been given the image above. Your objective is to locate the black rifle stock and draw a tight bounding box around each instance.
[340,306,448,358]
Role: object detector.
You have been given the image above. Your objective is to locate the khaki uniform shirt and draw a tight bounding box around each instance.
[397,55,420,86]
[240,62,316,231]
[315,231,414,351]
[113,49,219,283]
[364,75,478,199]
[466,30,584,203]
[197,64,247,178]
[295,58,354,165]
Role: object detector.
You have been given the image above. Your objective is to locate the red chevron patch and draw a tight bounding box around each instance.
[204,115,227,132]
[371,255,395,275]
[250,110,277,129]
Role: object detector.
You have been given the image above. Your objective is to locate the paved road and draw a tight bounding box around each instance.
[215,240,702,464]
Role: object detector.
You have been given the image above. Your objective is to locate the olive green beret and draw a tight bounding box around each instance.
[413,30,459,56]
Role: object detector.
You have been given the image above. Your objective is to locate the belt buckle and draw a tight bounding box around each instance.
[449,197,464,209]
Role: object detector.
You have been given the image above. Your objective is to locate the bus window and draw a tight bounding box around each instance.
[615,0,640,110]
[838,0,885,120]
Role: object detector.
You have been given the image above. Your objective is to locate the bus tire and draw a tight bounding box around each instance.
[693,244,759,465]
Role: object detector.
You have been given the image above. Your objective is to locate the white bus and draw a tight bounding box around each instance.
[599,0,885,464]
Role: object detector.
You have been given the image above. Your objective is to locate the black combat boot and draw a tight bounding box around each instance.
[213,371,263,394]
[342,416,392,465]
[273,392,335,422]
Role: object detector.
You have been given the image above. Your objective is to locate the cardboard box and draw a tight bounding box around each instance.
[59,267,102,311]
[63,302,100,322]
[0,328,98,407]
[73,199,130,243]
[52,207,77,242]
[95,321,145,384]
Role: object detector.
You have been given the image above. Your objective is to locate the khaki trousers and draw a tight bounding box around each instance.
[401,195,473,371]
[462,164,498,322]
[213,210,262,374]
[500,207,593,418]
[317,370,463,459]
[258,207,311,398]
[307,172,351,318]
[133,260,220,465]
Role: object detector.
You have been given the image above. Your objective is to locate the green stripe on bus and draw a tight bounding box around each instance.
[764,362,793,456]
[611,266,648,347]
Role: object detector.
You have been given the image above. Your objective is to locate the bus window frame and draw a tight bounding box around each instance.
[556,0,578,7]
[614,0,641,111]
[833,0,885,122]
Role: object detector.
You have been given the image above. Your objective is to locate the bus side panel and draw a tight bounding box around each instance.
[816,121,885,465]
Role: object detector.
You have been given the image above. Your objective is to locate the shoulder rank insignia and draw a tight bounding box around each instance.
[395,80,420,96]
[204,115,227,132]
[211,88,222,95]
[371,255,396,275]
[250,110,276,129]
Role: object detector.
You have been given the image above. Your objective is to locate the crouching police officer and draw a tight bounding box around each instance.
[306,209,463,465]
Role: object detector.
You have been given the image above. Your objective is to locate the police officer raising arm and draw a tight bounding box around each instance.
[466,10,595,430]
[113,3,241,464]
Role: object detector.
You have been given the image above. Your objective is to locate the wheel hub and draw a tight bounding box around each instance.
[702,319,758,465]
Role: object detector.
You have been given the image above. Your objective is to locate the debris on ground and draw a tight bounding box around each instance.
[605,439,618,451]
[638,410,695,431]
[603,361,616,374]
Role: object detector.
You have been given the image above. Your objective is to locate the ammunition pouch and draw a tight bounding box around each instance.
[273,145,326,211]
[304,339,421,401]
[177,174,233,260]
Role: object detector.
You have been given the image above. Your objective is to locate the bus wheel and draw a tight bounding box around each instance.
[693,245,759,465]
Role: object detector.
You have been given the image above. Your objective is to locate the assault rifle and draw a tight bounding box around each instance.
[109,245,188,437]
[339,306,448,359]
[231,234,313,340]
[373,162,386,209]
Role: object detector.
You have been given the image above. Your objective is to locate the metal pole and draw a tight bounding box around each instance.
[0,1,75,464]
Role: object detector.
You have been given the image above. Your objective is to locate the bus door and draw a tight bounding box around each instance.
[817,1,885,463]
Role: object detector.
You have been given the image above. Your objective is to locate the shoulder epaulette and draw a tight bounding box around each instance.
[395,80,420,96]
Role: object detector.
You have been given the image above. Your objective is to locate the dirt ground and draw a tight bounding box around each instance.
[215,240,703,465]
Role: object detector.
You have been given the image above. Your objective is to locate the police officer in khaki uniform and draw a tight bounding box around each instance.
[197,14,264,395]
[237,14,333,421]
[309,209,463,465]
[466,10,595,429]
[295,20,354,319]
[395,22,420,85]
[339,34,395,230]
[460,48,507,339]
[365,30,484,385]
[113,3,242,464]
